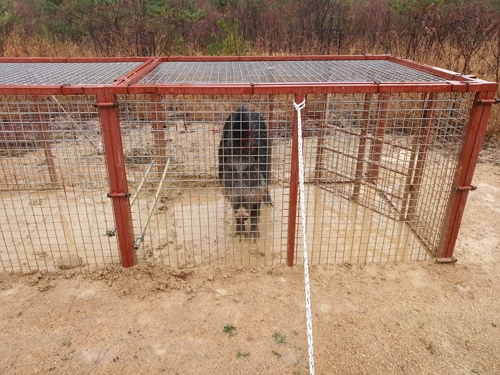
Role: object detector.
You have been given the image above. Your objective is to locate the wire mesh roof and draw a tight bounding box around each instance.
[0,59,451,86]
[0,62,142,85]
[139,60,445,84]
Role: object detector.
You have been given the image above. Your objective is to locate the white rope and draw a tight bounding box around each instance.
[293,98,315,375]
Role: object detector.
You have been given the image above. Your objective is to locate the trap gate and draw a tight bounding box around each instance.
[0,56,496,272]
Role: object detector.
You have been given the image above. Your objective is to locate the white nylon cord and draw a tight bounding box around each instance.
[293,98,315,375]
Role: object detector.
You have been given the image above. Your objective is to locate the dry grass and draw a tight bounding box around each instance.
[2,33,500,139]
[485,107,500,141]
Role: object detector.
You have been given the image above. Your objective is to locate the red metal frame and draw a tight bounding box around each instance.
[439,90,496,259]
[0,55,496,97]
[0,82,495,96]
[97,89,135,268]
[114,58,162,86]
[286,92,305,266]
[0,55,496,266]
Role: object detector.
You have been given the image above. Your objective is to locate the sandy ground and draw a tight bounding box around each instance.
[0,146,499,375]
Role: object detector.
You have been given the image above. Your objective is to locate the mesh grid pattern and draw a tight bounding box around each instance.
[118,95,293,267]
[139,60,444,84]
[0,96,118,272]
[299,92,471,263]
[0,56,483,271]
[109,93,467,267]
[0,92,473,271]
[0,62,141,85]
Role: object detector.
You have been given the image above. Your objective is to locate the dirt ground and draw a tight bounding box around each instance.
[0,146,499,375]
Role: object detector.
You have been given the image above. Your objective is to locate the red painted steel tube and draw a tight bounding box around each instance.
[0,81,496,97]
[114,58,162,86]
[127,82,467,96]
[286,92,305,266]
[128,84,255,96]
[0,85,129,96]
[97,89,135,268]
[161,55,379,62]
[440,90,497,258]
[476,98,500,105]
[388,56,466,81]
[118,81,497,95]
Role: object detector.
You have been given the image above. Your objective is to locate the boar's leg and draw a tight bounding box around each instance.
[249,203,262,242]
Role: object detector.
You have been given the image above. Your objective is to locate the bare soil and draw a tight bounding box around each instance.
[0,148,499,375]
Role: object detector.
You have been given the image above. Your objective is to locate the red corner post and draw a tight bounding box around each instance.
[440,90,496,259]
[286,92,305,266]
[97,89,135,268]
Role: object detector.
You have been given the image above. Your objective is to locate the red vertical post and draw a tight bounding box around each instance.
[440,90,496,259]
[286,92,305,267]
[97,89,135,268]
[367,93,389,183]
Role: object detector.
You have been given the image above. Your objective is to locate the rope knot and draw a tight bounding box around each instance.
[293,99,306,111]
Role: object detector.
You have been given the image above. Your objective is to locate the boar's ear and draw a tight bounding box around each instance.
[236,105,249,113]
[231,109,246,130]
[225,108,240,127]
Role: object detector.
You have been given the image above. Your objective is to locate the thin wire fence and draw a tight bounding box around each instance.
[0,57,491,272]
[139,60,444,84]
[0,96,118,272]
[118,95,294,267]
[296,92,471,264]
[0,62,142,85]
[0,92,473,271]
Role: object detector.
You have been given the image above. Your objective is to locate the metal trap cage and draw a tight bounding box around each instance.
[0,56,496,272]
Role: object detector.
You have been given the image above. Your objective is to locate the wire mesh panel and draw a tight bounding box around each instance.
[139,60,444,84]
[0,95,118,272]
[296,92,472,264]
[113,90,473,267]
[0,62,142,85]
[0,90,477,270]
[0,56,495,270]
[118,94,297,267]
